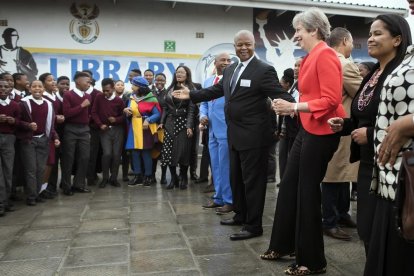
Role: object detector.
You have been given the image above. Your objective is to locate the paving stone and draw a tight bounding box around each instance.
[2,241,69,260]
[78,218,128,232]
[130,249,195,273]
[188,236,248,256]
[40,206,84,217]
[88,200,129,210]
[19,228,75,242]
[130,201,171,212]
[64,244,128,267]
[0,210,40,225]
[197,253,272,276]
[130,233,186,252]
[335,262,366,276]
[325,241,366,264]
[0,240,14,253]
[60,264,128,276]
[71,230,129,248]
[176,213,221,225]
[90,194,128,202]
[83,208,129,220]
[132,270,201,276]
[173,203,212,215]
[130,221,179,236]
[0,225,25,239]
[129,210,175,223]
[0,258,61,276]
[30,216,81,228]
[181,223,238,239]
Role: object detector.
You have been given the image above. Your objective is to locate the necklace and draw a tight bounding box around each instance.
[357,68,382,111]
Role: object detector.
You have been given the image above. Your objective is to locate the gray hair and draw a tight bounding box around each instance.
[234,30,254,43]
[328,27,351,47]
[292,7,331,41]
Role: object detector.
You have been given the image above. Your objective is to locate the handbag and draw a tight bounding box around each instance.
[395,143,414,243]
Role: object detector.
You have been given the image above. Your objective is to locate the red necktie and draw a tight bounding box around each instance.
[214,76,220,85]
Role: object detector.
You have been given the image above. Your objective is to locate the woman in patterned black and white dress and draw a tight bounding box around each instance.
[364,14,414,276]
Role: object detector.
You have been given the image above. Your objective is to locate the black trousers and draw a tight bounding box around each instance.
[0,134,15,205]
[48,143,62,192]
[268,127,339,270]
[199,130,210,180]
[267,139,278,180]
[100,126,124,181]
[61,124,90,190]
[321,182,351,229]
[230,145,269,234]
[86,127,100,181]
[190,121,200,175]
[278,136,295,180]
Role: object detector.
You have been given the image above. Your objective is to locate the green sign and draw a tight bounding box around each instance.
[164,40,176,52]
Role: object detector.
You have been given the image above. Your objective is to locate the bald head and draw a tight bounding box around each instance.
[234,30,256,62]
[214,52,231,75]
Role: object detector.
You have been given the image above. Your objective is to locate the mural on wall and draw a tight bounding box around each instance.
[253,9,375,76]
[0,28,38,81]
[69,3,100,44]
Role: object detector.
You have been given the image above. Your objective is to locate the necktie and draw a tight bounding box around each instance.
[214,76,220,85]
[230,63,243,93]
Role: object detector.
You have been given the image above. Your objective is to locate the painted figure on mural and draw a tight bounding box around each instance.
[256,10,300,78]
[0,28,38,82]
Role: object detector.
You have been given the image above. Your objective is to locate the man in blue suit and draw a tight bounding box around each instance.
[200,53,233,213]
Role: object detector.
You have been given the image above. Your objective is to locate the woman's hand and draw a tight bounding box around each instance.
[351,127,368,145]
[327,117,344,133]
[187,128,193,138]
[123,107,132,116]
[143,120,149,130]
[378,119,411,166]
[56,115,65,124]
[54,139,60,147]
[272,99,294,116]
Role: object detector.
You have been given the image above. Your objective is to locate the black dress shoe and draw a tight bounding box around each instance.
[5,205,15,212]
[0,206,5,216]
[35,197,46,203]
[195,178,208,184]
[63,189,74,196]
[110,180,121,187]
[26,199,36,206]
[338,217,357,228]
[99,180,107,188]
[190,173,199,180]
[220,218,243,226]
[230,230,262,241]
[323,227,352,241]
[128,175,142,186]
[72,187,91,193]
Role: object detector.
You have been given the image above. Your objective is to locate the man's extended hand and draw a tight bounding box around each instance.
[172,85,190,100]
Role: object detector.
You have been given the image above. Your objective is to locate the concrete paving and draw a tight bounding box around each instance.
[0,171,365,275]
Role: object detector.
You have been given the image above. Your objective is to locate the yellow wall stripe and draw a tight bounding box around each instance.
[26,47,202,59]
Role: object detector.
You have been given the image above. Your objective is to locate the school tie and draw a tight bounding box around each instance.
[230,63,243,94]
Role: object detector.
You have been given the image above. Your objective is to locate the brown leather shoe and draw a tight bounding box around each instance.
[338,217,357,228]
[202,200,222,209]
[215,204,234,215]
[323,227,351,241]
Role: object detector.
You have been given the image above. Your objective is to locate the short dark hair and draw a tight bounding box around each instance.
[101,78,115,88]
[73,71,90,80]
[130,69,142,75]
[82,70,93,77]
[328,27,351,47]
[57,76,70,83]
[155,73,166,79]
[144,69,155,75]
[12,73,26,82]
[0,72,12,80]
[282,68,294,86]
[39,72,53,84]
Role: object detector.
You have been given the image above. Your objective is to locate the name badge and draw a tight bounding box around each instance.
[240,79,251,87]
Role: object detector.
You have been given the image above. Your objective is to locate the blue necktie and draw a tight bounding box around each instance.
[230,63,243,93]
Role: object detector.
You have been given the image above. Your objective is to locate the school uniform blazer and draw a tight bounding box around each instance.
[190,56,293,151]
[298,41,346,135]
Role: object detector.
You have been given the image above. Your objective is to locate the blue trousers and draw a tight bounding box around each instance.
[131,149,152,176]
[209,135,232,205]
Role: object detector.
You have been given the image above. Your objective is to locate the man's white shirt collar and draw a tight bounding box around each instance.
[25,95,44,105]
[85,86,94,94]
[73,87,85,98]
[43,91,56,101]
[240,55,255,68]
[0,97,11,106]
[106,93,116,101]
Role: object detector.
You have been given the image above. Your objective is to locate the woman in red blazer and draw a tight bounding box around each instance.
[261,7,346,275]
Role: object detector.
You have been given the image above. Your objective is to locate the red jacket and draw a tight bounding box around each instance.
[298,41,346,135]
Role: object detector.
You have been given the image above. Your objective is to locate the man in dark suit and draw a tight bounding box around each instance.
[173,30,293,240]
